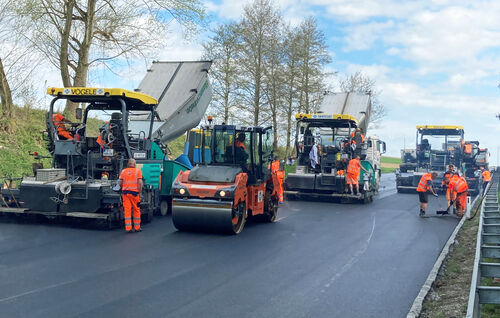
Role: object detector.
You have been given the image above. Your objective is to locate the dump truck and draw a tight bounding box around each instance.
[0,61,213,225]
[171,124,280,234]
[395,125,481,195]
[284,92,386,203]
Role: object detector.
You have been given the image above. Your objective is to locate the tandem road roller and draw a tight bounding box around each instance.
[171,124,280,234]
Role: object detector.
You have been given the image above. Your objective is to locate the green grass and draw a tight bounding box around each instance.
[381,156,402,164]
[380,167,396,174]
[0,107,52,179]
[380,156,401,174]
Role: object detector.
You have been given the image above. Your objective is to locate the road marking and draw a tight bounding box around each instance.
[0,279,78,303]
[321,210,377,291]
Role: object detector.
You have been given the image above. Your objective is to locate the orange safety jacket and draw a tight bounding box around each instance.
[120,167,143,193]
[270,160,280,173]
[417,173,433,192]
[464,144,472,154]
[350,131,365,143]
[52,114,73,139]
[235,140,246,150]
[441,171,453,186]
[347,158,361,176]
[482,170,491,182]
[449,175,468,194]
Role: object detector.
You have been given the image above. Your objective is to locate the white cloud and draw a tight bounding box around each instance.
[342,20,395,52]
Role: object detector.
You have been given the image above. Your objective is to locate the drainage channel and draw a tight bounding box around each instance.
[466,172,500,317]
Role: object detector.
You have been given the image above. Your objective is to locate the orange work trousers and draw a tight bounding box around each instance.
[57,129,73,140]
[122,193,141,231]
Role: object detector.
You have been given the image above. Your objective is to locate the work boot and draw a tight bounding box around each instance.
[135,228,142,232]
[419,210,428,218]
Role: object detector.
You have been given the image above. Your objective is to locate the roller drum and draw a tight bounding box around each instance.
[172,199,243,234]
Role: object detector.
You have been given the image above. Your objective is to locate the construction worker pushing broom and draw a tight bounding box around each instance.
[416,172,438,217]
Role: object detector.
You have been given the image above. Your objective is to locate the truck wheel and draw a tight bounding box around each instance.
[160,198,172,216]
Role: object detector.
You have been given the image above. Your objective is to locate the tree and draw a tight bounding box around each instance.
[296,17,330,114]
[15,0,205,114]
[237,0,281,126]
[202,22,239,123]
[0,0,14,120]
[261,20,285,150]
[339,71,387,125]
[281,24,301,157]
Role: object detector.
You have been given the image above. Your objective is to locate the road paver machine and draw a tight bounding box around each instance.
[285,114,385,203]
[0,61,215,225]
[396,125,481,194]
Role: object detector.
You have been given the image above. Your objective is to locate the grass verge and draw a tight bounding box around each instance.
[420,181,500,317]
[381,156,401,174]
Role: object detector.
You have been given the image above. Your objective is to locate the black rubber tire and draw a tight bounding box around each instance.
[159,198,172,216]
[231,202,246,234]
[263,194,278,222]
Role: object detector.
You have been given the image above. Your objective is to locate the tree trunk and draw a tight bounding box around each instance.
[59,0,74,88]
[0,57,13,119]
[65,0,97,116]
[224,61,230,123]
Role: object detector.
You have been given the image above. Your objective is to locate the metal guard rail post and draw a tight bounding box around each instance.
[467,171,500,317]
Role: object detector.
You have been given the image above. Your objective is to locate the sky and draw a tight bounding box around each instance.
[36,0,500,163]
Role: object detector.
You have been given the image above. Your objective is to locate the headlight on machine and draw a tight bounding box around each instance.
[179,188,186,195]
[216,188,234,198]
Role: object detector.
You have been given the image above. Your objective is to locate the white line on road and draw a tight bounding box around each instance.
[0,279,78,303]
[321,210,377,291]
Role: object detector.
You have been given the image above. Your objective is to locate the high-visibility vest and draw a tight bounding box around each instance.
[482,170,491,182]
[270,160,280,173]
[455,177,468,193]
[464,144,472,154]
[350,131,365,142]
[442,171,453,186]
[235,140,246,150]
[120,167,142,192]
[347,158,361,175]
[449,175,468,194]
[52,114,66,133]
[417,173,433,192]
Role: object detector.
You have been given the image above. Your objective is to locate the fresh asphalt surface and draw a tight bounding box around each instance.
[0,173,459,318]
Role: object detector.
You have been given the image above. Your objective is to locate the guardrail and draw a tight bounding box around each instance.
[467,173,500,317]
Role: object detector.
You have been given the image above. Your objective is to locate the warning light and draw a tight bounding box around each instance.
[51,88,55,94]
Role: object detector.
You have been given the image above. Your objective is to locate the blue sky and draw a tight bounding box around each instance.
[201,0,500,161]
[46,0,500,162]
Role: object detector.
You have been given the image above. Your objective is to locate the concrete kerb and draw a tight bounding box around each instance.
[406,194,481,318]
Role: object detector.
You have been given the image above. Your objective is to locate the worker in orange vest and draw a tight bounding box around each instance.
[480,167,491,195]
[96,121,113,148]
[416,172,438,217]
[269,156,284,203]
[52,113,73,140]
[448,173,468,218]
[119,159,143,233]
[346,155,368,195]
[350,128,365,144]
[441,164,455,208]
